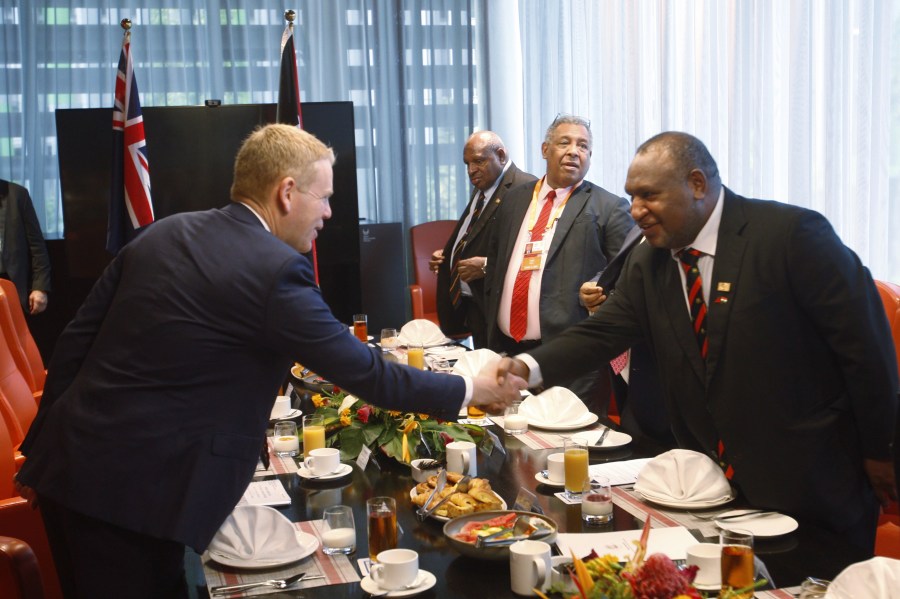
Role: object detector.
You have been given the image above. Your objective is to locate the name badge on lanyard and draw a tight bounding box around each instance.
[520,240,545,271]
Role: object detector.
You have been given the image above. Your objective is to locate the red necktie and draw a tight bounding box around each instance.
[449,192,486,307]
[509,191,555,341]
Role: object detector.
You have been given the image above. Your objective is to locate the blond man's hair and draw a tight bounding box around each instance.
[230,124,335,202]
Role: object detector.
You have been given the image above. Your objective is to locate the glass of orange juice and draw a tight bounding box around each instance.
[563,439,589,500]
[407,341,425,370]
[302,414,326,459]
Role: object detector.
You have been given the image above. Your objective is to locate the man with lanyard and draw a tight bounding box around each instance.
[483,114,634,416]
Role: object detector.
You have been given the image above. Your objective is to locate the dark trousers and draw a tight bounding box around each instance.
[39,496,189,599]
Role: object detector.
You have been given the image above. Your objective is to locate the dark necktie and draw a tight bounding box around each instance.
[509,191,555,341]
[679,248,733,479]
[678,248,708,358]
[449,192,486,307]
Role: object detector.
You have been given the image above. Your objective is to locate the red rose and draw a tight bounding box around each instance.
[357,405,372,424]
[440,432,453,445]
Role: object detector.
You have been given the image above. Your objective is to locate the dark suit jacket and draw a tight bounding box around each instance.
[484,179,634,348]
[18,203,467,551]
[0,180,51,309]
[530,189,899,531]
[436,163,536,345]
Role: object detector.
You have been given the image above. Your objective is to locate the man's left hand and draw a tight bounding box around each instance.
[28,290,48,315]
[863,458,898,506]
[457,257,486,282]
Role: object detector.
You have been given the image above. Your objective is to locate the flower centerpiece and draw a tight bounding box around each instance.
[309,388,483,464]
[539,520,764,599]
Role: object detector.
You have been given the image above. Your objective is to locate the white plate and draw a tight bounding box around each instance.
[534,471,565,488]
[715,510,799,537]
[408,487,507,522]
[528,412,600,431]
[693,581,722,592]
[360,570,436,597]
[206,531,318,569]
[270,409,302,421]
[571,429,633,449]
[634,489,735,510]
[297,462,353,481]
[426,346,467,359]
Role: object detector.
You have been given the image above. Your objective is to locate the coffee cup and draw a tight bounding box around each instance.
[306,447,340,475]
[509,540,551,595]
[371,548,419,591]
[270,395,292,419]
[446,441,477,476]
[686,543,721,588]
[546,453,565,482]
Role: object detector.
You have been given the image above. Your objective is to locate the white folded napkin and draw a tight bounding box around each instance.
[398,319,447,346]
[518,386,589,427]
[207,505,303,562]
[634,449,732,503]
[826,556,900,599]
[450,348,500,377]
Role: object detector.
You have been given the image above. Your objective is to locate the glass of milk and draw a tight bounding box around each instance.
[272,421,300,457]
[503,401,528,435]
[322,505,356,555]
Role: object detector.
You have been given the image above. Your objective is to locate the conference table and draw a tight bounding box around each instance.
[188,413,871,598]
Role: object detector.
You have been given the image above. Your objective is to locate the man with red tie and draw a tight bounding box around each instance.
[498,131,898,552]
[483,114,634,415]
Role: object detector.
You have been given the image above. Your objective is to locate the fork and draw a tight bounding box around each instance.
[688,509,774,521]
[210,571,307,595]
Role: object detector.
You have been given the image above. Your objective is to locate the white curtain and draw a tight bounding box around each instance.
[487,0,899,282]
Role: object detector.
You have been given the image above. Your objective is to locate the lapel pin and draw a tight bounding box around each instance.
[716,282,732,292]
[714,296,728,304]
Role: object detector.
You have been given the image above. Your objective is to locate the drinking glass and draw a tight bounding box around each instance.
[322,505,356,555]
[272,421,299,457]
[503,402,528,434]
[581,476,613,524]
[367,497,398,561]
[720,528,754,599]
[563,439,589,500]
[353,313,368,342]
[380,328,399,351]
[302,414,326,459]
[407,341,425,370]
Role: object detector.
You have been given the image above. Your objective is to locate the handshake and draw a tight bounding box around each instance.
[467,357,532,415]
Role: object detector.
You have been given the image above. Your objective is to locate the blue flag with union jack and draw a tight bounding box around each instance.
[108,30,154,255]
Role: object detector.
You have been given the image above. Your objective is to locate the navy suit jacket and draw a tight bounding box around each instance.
[0,180,51,309]
[484,179,634,348]
[19,203,466,550]
[529,189,899,531]
[436,163,536,341]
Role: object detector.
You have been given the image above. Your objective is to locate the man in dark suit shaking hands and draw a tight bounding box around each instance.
[499,131,898,552]
[16,124,523,598]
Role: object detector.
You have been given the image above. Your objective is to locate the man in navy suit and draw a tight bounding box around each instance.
[0,179,51,314]
[16,125,523,598]
[499,131,898,552]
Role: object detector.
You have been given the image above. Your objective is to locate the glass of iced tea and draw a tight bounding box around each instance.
[563,439,589,500]
[302,414,326,459]
[367,497,398,561]
[720,528,754,598]
[353,314,368,342]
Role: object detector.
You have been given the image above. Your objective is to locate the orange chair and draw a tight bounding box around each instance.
[0,536,45,599]
[409,220,458,325]
[873,279,900,558]
[0,421,62,599]
[0,280,45,400]
[0,331,38,452]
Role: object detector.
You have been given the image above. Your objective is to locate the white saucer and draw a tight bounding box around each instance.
[360,570,436,597]
[715,510,799,537]
[270,409,302,421]
[206,531,318,569]
[527,412,600,431]
[297,462,353,481]
[534,472,565,488]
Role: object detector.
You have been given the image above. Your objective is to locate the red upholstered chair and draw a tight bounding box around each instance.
[0,536,45,599]
[873,280,900,558]
[0,280,45,401]
[0,333,37,452]
[409,220,458,325]
[0,421,62,599]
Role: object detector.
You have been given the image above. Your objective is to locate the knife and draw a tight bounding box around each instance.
[594,426,612,446]
[715,510,777,521]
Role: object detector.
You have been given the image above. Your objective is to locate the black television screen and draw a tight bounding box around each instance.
[55,102,361,323]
